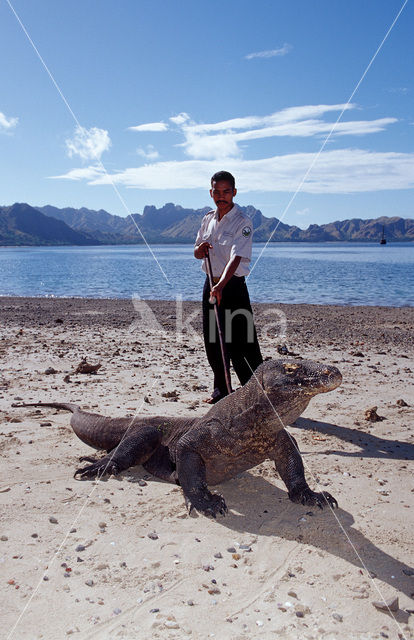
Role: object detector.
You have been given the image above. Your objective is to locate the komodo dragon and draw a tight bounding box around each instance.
[14,359,341,517]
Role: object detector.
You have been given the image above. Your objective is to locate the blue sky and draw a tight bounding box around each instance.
[1,0,413,227]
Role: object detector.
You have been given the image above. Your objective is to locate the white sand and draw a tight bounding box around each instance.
[0,298,413,639]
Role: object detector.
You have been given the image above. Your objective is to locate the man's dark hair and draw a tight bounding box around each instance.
[211,171,235,189]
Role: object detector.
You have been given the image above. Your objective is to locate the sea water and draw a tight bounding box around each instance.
[0,242,413,306]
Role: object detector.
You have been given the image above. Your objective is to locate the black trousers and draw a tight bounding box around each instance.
[202,275,263,398]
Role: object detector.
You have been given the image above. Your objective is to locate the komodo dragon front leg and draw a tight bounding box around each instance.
[74,426,162,479]
[273,429,338,509]
[175,429,228,518]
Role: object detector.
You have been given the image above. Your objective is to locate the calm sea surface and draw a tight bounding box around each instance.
[0,243,413,307]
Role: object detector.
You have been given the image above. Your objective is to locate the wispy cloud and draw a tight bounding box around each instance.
[176,104,396,160]
[49,165,106,181]
[128,122,168,132]
[54,149,414,194]
[0,111,18,132]
[185,104,352,134]
[296,207,310,216]
[169,113,190,125]
[387,86,409,95]
[66,125,111,161]
[245,43,292,60]
[136,144,160,160]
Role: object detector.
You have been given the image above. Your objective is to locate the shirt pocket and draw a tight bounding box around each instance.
[217,232,234,246]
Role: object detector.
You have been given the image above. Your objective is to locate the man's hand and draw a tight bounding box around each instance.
[194,241,212,259]
[209,255,242,305]
[210,282,223,305]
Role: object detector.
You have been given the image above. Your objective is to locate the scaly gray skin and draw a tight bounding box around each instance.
[14,359,342,517]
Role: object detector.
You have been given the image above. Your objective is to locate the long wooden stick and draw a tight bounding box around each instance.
[205,251,233,395]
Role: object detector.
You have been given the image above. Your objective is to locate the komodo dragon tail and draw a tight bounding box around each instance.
[11,402,80,413]
[12,402,133,451]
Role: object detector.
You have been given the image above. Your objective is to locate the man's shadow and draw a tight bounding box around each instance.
[294,416,414,460]
[216,472,413,606]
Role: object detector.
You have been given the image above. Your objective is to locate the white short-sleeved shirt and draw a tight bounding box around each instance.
[195,204,253,278]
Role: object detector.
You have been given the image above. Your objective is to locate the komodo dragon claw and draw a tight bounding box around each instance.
[185,492,228,519]
[74,457,120,479]
[291,487,338,510]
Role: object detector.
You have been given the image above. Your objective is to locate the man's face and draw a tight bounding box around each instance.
[210,180,237,216]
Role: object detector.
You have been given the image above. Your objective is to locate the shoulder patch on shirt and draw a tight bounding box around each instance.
[242,225,252,238]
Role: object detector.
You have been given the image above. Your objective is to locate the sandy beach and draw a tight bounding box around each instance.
[1,296,413,640]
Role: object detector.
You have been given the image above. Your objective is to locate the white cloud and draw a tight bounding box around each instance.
[296,208,310,216]
[181,130,241,160]
[181,117,396,160]
[66,125,111,161]
[128,122,168,132]
[186,104,353,134]
[387,87,409,95]
[0,111,18,132]
[136,144,160,160]
[245,44,292,60]
[56,104,411,198]
[170,113,190,125]
[176,104,396,160]
[54,149,414,194]
[49,165,106,181]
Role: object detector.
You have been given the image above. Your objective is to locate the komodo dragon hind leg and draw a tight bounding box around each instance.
[176,447,228,518]
[273,429,338,510]
[74,427,162,479]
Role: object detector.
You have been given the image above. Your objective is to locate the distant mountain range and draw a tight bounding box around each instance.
[0,202,413,246]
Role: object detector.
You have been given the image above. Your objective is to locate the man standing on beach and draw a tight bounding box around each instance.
[194,171,263,403]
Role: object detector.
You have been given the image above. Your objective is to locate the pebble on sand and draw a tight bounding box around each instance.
[396,398,409,407]
[364,406,385,422]
[164,619,179,629]
[372,596,399,612]
[147,532,159,540]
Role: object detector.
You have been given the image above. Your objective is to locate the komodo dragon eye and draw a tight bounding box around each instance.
[283,363,301,374]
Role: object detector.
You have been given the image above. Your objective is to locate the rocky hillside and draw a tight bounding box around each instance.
[0,203,96,246]
[1,202,413,245]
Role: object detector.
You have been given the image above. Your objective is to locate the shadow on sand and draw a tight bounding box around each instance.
[295,416,414,460]
[216,472,414,605]
[114,462,414,604]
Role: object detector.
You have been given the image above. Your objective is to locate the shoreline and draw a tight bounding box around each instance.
[1,296,413,639]
[1,240,413,248]
[1,293,414,310]
[1,296,413,351]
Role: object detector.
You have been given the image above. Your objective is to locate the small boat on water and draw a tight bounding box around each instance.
[380,226,387,245]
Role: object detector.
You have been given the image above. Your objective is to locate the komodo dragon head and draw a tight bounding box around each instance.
[209,358,342,430]
[259,359,342,399]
